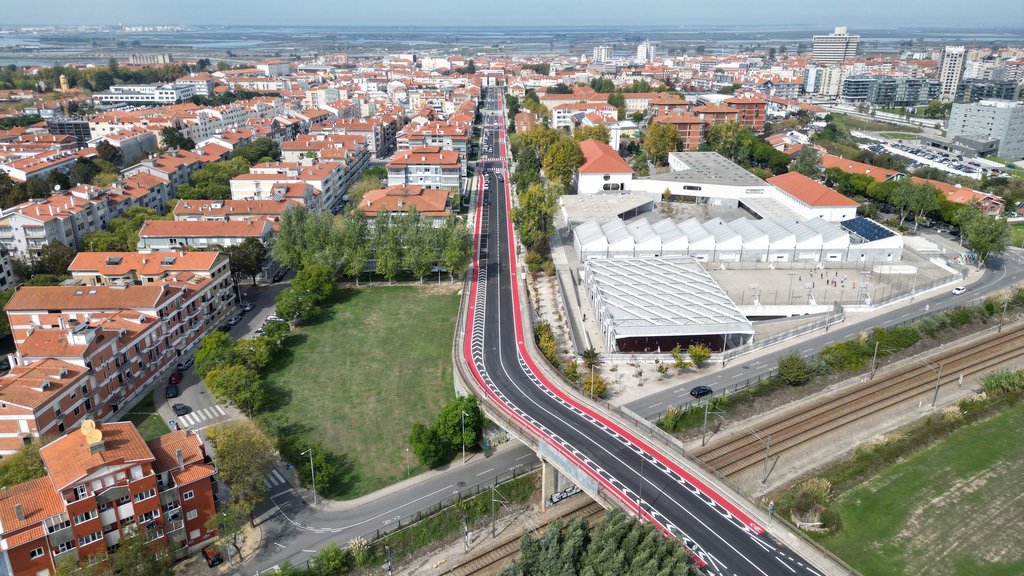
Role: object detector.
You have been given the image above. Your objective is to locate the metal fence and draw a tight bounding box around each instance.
[356,461,542,545]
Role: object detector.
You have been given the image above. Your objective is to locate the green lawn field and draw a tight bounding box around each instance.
[264,285,460,499]
[819,404,1024,576]
[124,394,170,441]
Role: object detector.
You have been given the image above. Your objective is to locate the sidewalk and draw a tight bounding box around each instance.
[285,440,527,513]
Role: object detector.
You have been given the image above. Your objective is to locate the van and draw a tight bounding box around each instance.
[202,546,223,567]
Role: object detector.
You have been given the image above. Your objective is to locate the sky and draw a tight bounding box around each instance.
[2,0,1021,28]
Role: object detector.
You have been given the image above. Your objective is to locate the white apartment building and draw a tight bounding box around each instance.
[386,146,462,195]
[939,46,967,102]
[812,27,860,64]
[593,45,613,63]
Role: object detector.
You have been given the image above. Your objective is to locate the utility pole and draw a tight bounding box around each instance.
[931,363,944,407]
[999,293,1010,333]
[701,395,712,447]
[870,341,880,379]
[461,410,469,464]
[637,457,646,515]
[301,449,317,506]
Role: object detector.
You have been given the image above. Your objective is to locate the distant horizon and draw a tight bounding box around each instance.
[0,0,1020,29]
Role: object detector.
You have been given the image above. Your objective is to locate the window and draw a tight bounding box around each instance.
[186,509,198,521]
[75,485,88,500]
[133,488,156,503]
[73,509,98,525]
[53,540,76,554]
[182,490,194,501]
[78,531,102,546]
[137,509,160,524]
[29,547,44,559]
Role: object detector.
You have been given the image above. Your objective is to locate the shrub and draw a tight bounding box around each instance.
[981,369,1024,394]
[820,340,871,373]
[525,251,544,272]
[819,507,843,532]
[687,343,712,367]
[946,307,973,328]
[542,259,556,276]
[581,371,607,398]
[776,352,811,387]
[868,325,920,355]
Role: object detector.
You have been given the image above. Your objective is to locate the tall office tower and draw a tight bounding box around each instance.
[939,46,967,101]
[593,45,613,63]
[812,26,860,64]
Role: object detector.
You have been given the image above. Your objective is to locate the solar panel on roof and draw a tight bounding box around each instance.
[841,217,895,243]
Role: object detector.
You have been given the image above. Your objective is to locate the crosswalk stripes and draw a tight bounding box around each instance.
[263,469,287,489]
[176,404,227,428]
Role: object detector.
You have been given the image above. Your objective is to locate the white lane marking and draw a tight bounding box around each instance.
[476,467,495,477]
[271,469,285,484]
[273,542,285,549]
[263,479,272,488]
[268,483,457,533]
[515,454,531,461]
[302,549,316,553]
[178,414,194,426]
[215,405,227,416]
[649,402,663,409]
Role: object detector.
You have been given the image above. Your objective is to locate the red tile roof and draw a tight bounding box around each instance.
[578,139,633,175]
[768,171,859,208]
[40,422,154,491]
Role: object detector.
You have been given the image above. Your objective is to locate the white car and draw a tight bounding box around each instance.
[227,315,242,326]
[952,286,967,295]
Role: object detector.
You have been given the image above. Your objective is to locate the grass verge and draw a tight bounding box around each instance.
[880,132,922,140]
[263,285,460,499]
[810,395,1024,576]
[123,393,169,441]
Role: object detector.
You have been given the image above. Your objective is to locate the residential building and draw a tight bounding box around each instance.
[636,40,656,64]
[128,53,172,65]
[955,79,1021,104]
[234,161,346,211]
[692,104,740,126]
[0,150,81,182]
[939,46,967,101]
[92,84,196,105]
[88,128,159,166]
[123,149,209,195]
[137,220,274,251]
[593,45,613,64]
[576,139,633,194]
[812,27,859,64]
[396,120,470,174]
[45,116,92,146]
[174,74,216,97]
[358,184,452,225]
[651,113,705,151]
[386,146,462,196]
[841,76,941,108]
[723,94,767,132]
[948,99,1024,160]
[0,421,217,575]
[174,198,296,225]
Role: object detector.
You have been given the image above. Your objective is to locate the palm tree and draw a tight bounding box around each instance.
[581,347,600,370]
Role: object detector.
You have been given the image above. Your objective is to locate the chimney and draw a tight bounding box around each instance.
[176,449,184,471]
[14,504,24,522]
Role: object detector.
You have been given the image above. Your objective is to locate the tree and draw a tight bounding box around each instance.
[581,371,607,397]
[0,441,46,486]
[374,218,403,283]
[294,440,337,495]
[22,274,66,286]
[95,140,123,166]
[433,395,483,451]
[546,83,572,94]
[670,343,692,372]
[440,214,473,282]
[207,419,276,505]
[205,364,265,415]
[271,206,344,269]
[232,138,281,164]
[642,122,680,166]
[408,423,447,468]
[581,347,600,370]
[345,176,378,209]
[573,125,610,144]
[107,530,173,576]
[793,146,823,179]
[223,237,267,285]
[177,157,251,200]
[34,241,76,276]
[275,287,318,322]
[542,139,584,190]
[511,183,560,252]
[957,204,1010,267]
[400,209,439,282]
[291,262,335,303]
[206,500,249,561]
[235,335,276,372]
[340,210,370,284]
[194,331,239,379]
[0,289,13,336]
[908,182,942,229]
[687,343,712,367]
[262,318,291,343]
[159,126,195,151]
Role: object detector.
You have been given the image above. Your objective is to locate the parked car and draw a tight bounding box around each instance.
[172,403,190,417]
[266,314,282,323]
[227,315,242,326]
[176,357,194,371]
[952,286,967,295]
[169,371,183,385]
[165,383,180,399]
[241,302,254,312]
[217,325,231,332]
[690,385,713,399]
[202,546,223,568]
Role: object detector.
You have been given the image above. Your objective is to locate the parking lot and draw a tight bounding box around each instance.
[862,140,987,179]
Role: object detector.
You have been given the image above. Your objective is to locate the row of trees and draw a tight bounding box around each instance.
[82,206,172,251]
[407,395,484,468]
[0,61,186,93]
[700,122,792,176]
[499,510,701,576]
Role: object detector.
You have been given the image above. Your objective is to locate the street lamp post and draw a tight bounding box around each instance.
[787,272,797,305]
[461,411,469,465]
[301,448,317,506]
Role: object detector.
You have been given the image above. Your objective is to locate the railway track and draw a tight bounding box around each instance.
[694,324,1024,479]
[441,498,605,576]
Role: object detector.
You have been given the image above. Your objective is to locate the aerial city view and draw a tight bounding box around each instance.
[0,1,1022,575]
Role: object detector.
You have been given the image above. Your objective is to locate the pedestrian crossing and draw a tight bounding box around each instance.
[177,405,227,427]
[264,469,287,489]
